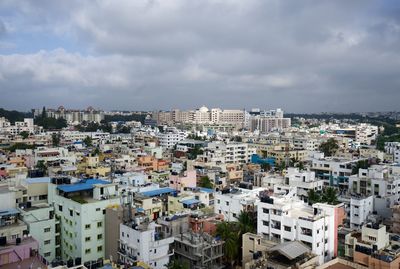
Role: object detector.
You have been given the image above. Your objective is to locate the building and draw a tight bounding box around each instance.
[0,117,41,135]
[173,231,224,269]
[157,127,186,149]
[48,178,120,263]
[118,216,174,269]
[225,142,257,164]
[214,187,260,221]
[249,109,291,133]
[345,223,400,268]
[33,106,105,124]
[257,192,346,264]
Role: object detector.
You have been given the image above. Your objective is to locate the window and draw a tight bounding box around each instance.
[97,234,103,240]
[263,208,269,214]
[59,205,63,211]
[284,226,291,232]
[44,240,51,245]
[85,249,91,254]
[226,201,229,206]
[233,213,237,218]
[263,221,269,226]
[96,208,100,211]
[44,252,51,257]
[85,237,91,242]
[44,227,51,233]
[85,224,91,229]
[97,246,103,252]
[97,221,102,228]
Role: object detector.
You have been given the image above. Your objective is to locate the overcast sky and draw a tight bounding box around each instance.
[0,0,399,112]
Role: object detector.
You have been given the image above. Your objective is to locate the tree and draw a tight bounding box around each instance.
[352,160,369,175]
[36,160,47,175]
[19,131,29,139]
[307,189,320,204]
[236,210,256,234]
[167,259,189,269]
[216,222,240,268]
[322,187,339,205]
[83,136,93,147]
[319,138,339,157]
[199,176,213,189]
[260,163,271,172]
[52,132,61,147]
[7,143,36,152]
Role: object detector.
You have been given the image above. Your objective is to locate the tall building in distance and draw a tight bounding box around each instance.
[249,108,291,133]
[32,106,105,124]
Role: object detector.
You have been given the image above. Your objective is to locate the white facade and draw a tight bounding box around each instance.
[349,196,373,229]
[119,220,174,269]
[214,188,261,221]
[157,127,186,149]
[257,194,342,265]
[225,142,256,164]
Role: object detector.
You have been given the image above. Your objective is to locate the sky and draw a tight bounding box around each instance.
[0,0,399,113]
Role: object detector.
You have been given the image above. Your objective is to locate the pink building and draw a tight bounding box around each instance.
[169,170,197,191]
[0,237,39,266]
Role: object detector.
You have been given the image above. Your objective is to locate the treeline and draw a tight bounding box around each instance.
[0,108,32,123]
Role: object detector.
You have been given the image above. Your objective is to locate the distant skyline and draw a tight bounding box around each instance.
[1,1,400,112]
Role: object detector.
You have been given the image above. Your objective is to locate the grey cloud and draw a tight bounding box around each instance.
[0,0,399,112]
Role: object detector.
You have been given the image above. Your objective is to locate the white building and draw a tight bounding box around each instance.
[257,192,345,264]
[283,168,324,200]
[118,217,174,269]
[157,127,186,149]
[225,142,256,164]
[385,142,400,163]
[214,187,261,221]
[0,117,41,135]
[349,195,374,229]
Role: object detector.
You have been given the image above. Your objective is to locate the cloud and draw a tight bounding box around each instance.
[0,0,399,112]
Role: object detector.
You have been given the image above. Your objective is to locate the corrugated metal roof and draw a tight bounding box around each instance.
[140,187,177,197]
[57,179,110,193]
[25,177,51,184]
[198,187,214,193]
[269,241,310,260]
[181,198,201,205]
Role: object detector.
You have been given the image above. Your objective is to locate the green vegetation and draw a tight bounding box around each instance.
[199,176,213,189]
[76,121,112,133]
[188,145,204,160]
[19,131,30,139]
[319,138,339,157]
[52,132,61,147]
[377,133,400,151]
[83,136,93,147]
[216,211,256,268]
[7,143,36,152]
[307,187,339,205]
[186,134,207,140]
[0,108,31,123]
[167,259,189,269]
[36,160,47,175]
[352,160,369,174]
[35,111,67,129]
[230,136,243,142]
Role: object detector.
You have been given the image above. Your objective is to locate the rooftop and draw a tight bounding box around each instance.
[140,187,177,197]
[57,178,111,193]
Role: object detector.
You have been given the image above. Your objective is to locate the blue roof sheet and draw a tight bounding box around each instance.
[25,177,51,184]
[140,187,177,197]
[182,198,201,205]
[57,179,110,193]
[198,187,214,193]
[0,208,19,217]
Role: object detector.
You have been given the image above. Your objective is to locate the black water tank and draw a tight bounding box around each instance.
[75,257,81,265]
[0,236,6,246]
[16,237,21,245]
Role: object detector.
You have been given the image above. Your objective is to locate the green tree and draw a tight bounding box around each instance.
[199,176,213,189]
[36,160,47,175]
[319,138,339,157]
[216,222,240,268]
[83,136,93,147]
[352,160,369,175]
[167,259,189,269]
[19,131,29,139]
[7,143,36,152]
[52,132,61,147]
[235,210,256,234]
[260,163,271,172]
[322,187,339,205]
[307,189,320,204]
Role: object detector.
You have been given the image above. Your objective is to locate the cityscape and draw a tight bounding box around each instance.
[1,1,400,269]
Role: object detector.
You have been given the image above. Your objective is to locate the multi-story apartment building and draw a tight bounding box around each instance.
[47,178,119,263]
[225,142,256,164]
[214,187,261,221]
[385,142,400,163]
[33,106,104,124]
[157,127,186,149]
[311,157,365,186]
[282,168,324,200]
[348,195,374,229]
[118,216,174,269]
[0,117,41,135]
[257,192,345,264]
[20,203,59,262]
[345,223,400,268]
[249,109,291,133]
